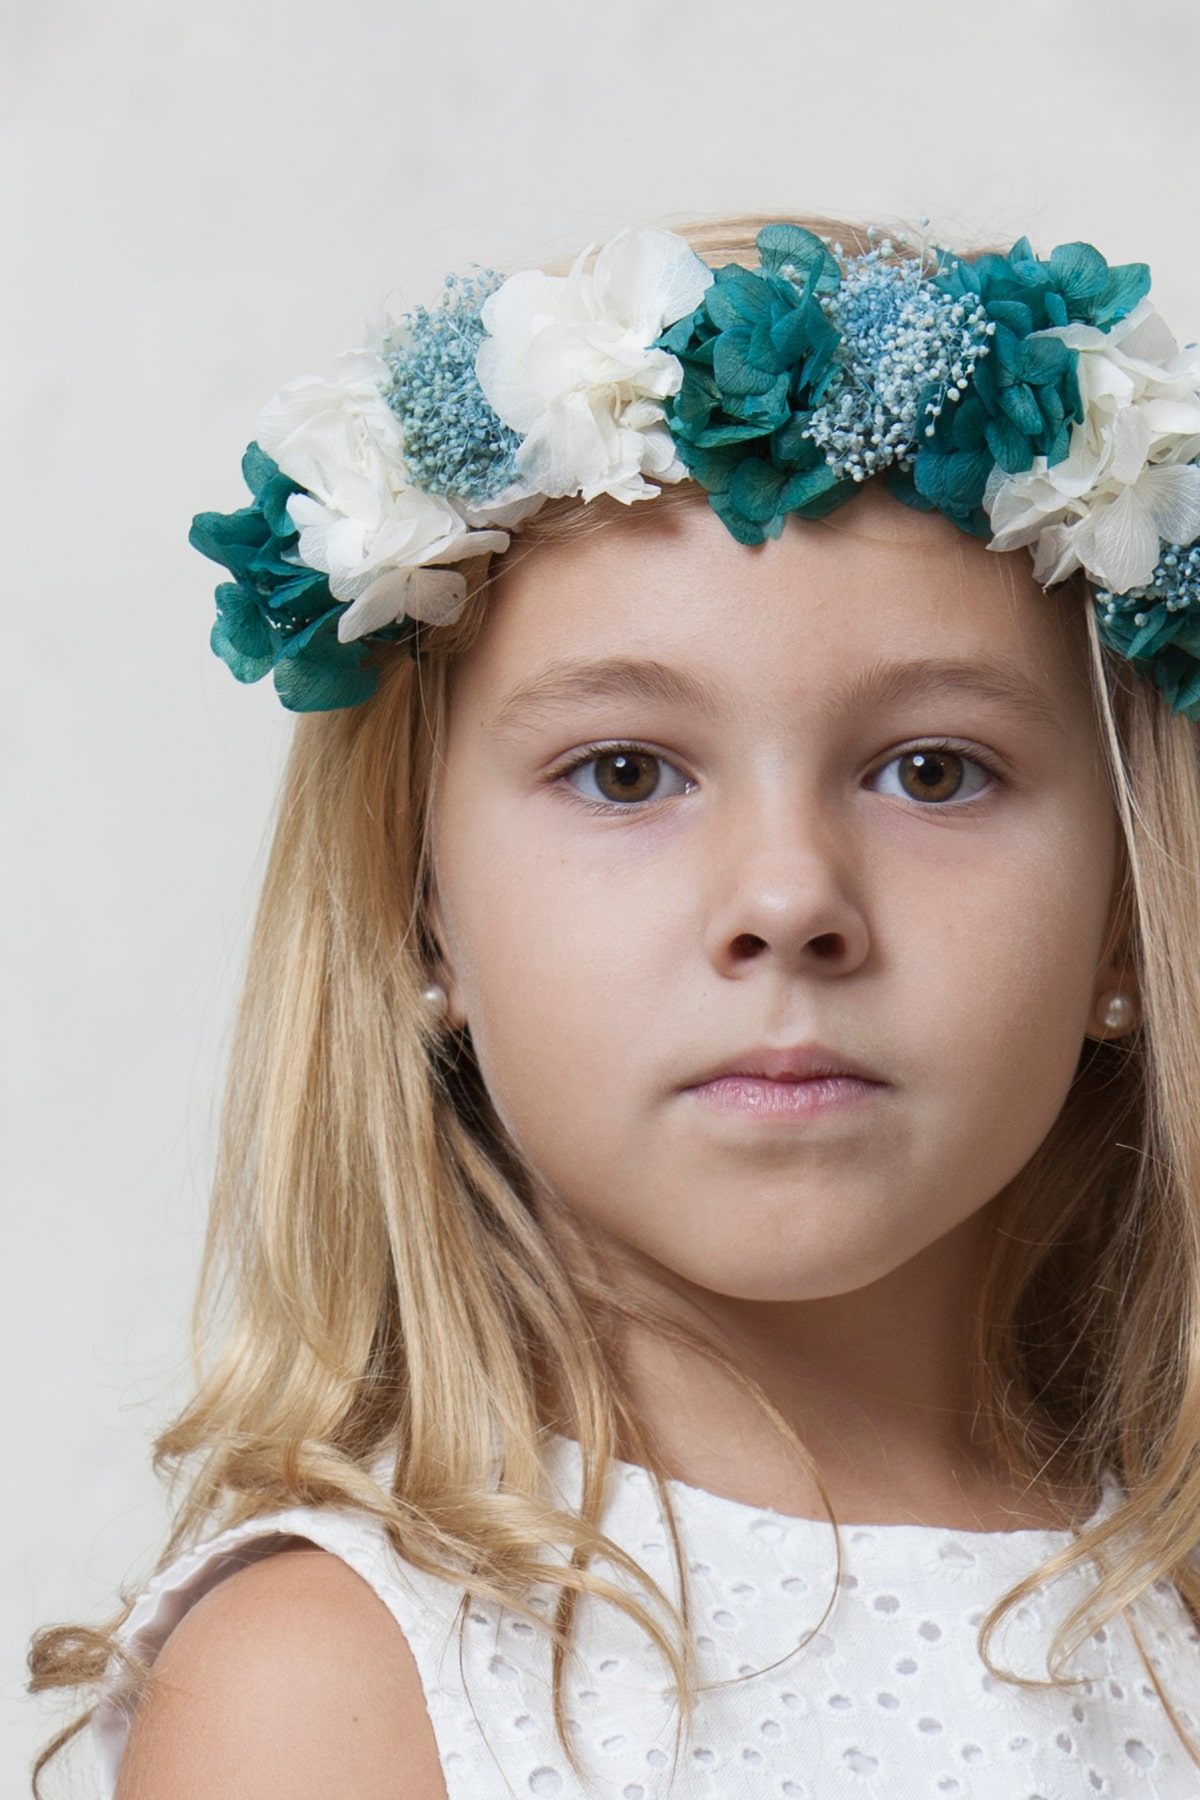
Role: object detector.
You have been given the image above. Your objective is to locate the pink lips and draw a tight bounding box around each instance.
[680,1041,888,1121]
[685,1073,882,1118]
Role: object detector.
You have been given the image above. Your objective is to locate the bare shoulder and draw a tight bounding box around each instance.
[113,1540,448,1800]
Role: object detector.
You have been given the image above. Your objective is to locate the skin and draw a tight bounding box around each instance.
[426,480,1136,1531]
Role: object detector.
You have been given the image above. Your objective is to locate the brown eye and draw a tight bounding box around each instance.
[875,745,994,806]
[559,747,689,809]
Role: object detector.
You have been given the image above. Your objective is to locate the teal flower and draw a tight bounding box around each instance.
[189,444,416,713]
[896,239,1153,535]
[1093,540,1200,721]
[655,224,860,543]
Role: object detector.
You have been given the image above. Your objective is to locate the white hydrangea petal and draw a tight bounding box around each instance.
[984,468,1063,547]
[393,566,469,627]
[336,568,419,641]
[1029,522,1082,585]
[1054,426,1109,495]
[255,381,342,500]
[1140,396,1200,437]
[458,484,547,530]
[1111,300,1182,366]
[285,490,329,533]
[620,396,670,432]
[591,226,714,339]
[1042,319,1110,354]
[321,346,391,396]
[479,267,554,346]
[1137,461,1200,546]
[304,519,374,601]
[514,393,610,498]
[1109,407,1152,485]
[584,427,654,504]
[257,368,403,488]
[430,525,511,563]
[335,560,470,643]
[1085,487,1161,591]
[475,278,564,430]
[636,419,685,478]
[1078,355,1135,412]
[620,347,685,401]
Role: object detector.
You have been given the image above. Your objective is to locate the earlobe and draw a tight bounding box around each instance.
[420,980,452,1023]
[1090,873,1140,1039]
[1089,986,1140,1039]
[419,891,465,1033]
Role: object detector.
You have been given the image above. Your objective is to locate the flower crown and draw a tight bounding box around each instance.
[190,220,1200,717]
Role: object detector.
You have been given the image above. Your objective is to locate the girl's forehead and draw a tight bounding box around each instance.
[458,485,1089,717]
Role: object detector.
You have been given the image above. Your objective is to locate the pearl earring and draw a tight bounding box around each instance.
[1098,991,1137,1033]
[420,981,450,1022]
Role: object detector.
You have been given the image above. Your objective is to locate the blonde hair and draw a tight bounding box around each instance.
[28,211,1200,1794]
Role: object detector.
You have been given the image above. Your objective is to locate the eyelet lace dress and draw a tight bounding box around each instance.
[87,1434,1200,1798]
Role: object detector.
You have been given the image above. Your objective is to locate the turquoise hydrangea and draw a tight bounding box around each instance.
[885,238,1152,537]
[189,444,418,713]
[654,224,861,544]
[1093,539,1200,721]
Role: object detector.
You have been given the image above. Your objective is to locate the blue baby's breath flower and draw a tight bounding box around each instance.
[381,267,521,505]
[801,239,994,486]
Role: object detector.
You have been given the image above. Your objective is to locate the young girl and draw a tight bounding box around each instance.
[28,211,1200,1798]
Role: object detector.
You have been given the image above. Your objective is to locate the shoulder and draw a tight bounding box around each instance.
[112,1539,448,1800]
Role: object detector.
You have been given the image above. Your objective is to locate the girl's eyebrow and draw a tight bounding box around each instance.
[492,656,724,734]
[490,654,1067,740]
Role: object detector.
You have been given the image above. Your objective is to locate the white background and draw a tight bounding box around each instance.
[8,0,1199,1788]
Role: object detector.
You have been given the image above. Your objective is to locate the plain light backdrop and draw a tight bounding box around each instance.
[8,0,1199,1788]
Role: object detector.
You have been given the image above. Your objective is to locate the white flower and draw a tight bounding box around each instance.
[284,485,510,641]
[255,346,406,518]
[982,298,1200,593]
[255,347,513,641]
[474,226,714,505]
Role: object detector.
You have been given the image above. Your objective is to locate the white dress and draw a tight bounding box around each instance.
[87,1433,1200,1797]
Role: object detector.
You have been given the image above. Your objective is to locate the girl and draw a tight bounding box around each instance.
[28,211,1200,1798]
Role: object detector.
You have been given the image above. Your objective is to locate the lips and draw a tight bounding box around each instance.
[684,1042,886,1088]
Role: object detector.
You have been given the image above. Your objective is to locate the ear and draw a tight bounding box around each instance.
[421,879,468,1032]
[1086,858,1140,1040]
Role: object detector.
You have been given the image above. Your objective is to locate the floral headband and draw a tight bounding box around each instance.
[190,221,1200,717]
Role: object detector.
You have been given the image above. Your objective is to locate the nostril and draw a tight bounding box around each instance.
[811,931,844,958]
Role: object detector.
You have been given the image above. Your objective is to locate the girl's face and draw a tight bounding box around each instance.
[428,483,1120,1305]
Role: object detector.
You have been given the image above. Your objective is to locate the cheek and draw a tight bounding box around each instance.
[437,801,668,1161]
[894,807,1112,1194]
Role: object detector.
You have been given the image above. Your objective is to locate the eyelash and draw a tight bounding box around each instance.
[548,738,1006,816]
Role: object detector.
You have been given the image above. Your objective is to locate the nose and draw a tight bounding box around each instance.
[700,782,871,980]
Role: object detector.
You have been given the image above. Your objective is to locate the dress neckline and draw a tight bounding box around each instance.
[545,1431,1121,1542]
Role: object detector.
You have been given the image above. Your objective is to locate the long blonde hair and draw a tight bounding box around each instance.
[28,211,1200,1794]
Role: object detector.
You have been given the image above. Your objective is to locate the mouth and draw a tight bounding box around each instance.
[683,1072,885,1119]
[678,1039,889,1123]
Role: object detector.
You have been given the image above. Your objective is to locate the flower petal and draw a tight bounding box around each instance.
[1137,461,1200,546]
[1084,486,1161,591]
[591,226,714,338]
[398,567,470,627]
[336,568,418,641]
